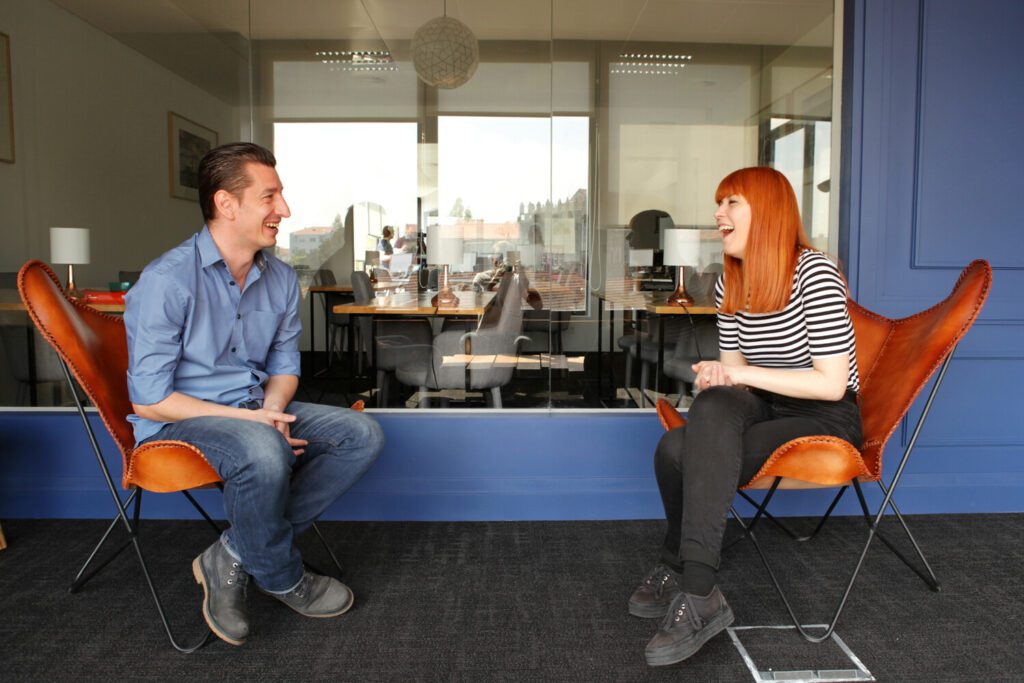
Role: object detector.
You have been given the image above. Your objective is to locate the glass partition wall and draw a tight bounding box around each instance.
[1,0,837,409]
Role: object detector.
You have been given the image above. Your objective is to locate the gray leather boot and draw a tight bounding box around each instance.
[265,570,354,618]
[192,540,250,645]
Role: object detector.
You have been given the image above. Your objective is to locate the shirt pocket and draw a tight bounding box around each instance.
[242,309,285,364]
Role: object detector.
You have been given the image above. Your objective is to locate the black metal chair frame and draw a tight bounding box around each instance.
[724,350,952,643]
[61,359,344,653]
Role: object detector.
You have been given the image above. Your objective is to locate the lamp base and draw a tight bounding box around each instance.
[66,264,83,299]
[666,289,694,306]
[432,287,460,307]
[666,265,693,306]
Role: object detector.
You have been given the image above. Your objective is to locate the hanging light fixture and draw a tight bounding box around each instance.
[411,0,479,89]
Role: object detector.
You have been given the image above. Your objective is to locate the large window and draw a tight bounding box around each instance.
[3,0,839,410]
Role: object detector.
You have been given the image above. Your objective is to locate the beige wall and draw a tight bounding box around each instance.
[0,0,240,404]
[0,0,240,283]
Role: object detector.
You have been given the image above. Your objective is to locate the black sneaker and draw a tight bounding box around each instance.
[265,571,354,618]
[644,586,734,666]
[628,564,682,618]
[191,541,250,646]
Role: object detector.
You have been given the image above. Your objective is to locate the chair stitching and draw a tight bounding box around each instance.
[18,261,135,479]
[127,440,221,487]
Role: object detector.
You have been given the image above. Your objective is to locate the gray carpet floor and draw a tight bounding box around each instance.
[1,514,1022,681]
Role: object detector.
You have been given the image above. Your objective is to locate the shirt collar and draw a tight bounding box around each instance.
[197,226,269,273]
[198,226,224,270]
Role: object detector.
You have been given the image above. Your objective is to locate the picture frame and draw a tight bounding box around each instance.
[167,111,218,201]
[0,32,14,164]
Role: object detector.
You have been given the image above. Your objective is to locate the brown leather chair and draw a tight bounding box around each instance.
[656,259,991,642]
[17,260,361,651]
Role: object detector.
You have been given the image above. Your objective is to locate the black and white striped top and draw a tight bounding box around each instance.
[715,250,860,393]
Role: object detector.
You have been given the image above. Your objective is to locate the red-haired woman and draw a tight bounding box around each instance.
[632,167,863,667]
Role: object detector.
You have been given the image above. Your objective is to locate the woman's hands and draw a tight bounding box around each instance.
[692,360,739,390]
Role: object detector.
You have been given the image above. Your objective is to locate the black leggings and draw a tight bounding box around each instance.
[654,385,863,571]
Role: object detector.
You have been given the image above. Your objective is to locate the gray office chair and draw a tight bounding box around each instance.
[396,272,529,408]
[523,309,571,354]
[618,265,721,396]
[660,317,719,406]
[313,269,353,363]
[351,271,432,407]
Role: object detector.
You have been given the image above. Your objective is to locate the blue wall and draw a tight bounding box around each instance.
[841,0,1024,512]
[1,406,1020,522]
[2,0,1022,522]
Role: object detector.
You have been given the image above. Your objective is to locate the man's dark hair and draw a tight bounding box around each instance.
[198,143,277,221]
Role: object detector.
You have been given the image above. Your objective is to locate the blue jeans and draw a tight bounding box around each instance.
[143,401,384,591]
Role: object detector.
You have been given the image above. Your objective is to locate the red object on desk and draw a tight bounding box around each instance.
[80,289,127,305]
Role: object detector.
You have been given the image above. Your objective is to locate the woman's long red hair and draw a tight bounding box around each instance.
[716,167,813,314]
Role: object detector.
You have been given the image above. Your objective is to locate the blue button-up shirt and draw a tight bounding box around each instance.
[124,226,301,444]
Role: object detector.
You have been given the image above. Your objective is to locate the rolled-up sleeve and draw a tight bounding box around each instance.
[124,271,187,405]
[265,271,301,377]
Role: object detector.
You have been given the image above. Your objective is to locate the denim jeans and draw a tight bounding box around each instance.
[654,386,863,571]
[144,401,384,591]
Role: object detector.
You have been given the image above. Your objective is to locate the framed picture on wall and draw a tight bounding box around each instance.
[167,111,218,201]
[0,32,14,164]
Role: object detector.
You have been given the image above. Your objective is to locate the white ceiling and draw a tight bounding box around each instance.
[48,0,832,105]
[52,0,834,46]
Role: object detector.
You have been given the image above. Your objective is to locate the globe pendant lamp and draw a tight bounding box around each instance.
[411,1,479,89]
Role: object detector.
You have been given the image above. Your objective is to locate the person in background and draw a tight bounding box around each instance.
[394,224,425,256]
[629,167,862,667]
[124,142,385,647]
[377,226,395,267]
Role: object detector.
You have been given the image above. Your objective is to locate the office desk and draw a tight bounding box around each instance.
[594,288,716,406]
[1,301,123,405]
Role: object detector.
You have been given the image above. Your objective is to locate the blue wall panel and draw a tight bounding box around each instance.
[842,0,1024,515]
[3,408,1023,522]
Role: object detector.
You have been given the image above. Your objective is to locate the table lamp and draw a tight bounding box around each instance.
[50,227,90,298]
[427,225,464,306]
[663,229,701,306]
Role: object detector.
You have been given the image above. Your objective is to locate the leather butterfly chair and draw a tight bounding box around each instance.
[656,259,991,642]
[17,260,362,652]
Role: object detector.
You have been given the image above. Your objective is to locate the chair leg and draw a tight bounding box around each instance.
[310,522,344,577]
[731,476,936,643]
[640,361,650,403]
[852,480,940,591]
[61,359,211,652]
[182,489,224,536]
[490,387,503,408]
[376,370,388,407]
[624,352,633,392]
[70,488,140,593]
[418,386,430,408]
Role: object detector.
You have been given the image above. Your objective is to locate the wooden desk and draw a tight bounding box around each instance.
[594,288,716,406]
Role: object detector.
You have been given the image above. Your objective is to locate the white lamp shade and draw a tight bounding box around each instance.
[628,248,654,267]
[663,229,701,266]
[50,227,90,265]
[364,250,380,266]
[427,225,465,265]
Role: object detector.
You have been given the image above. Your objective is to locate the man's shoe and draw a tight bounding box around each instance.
[191,541,250,646]
[628,564,682,618]
[644,586,734,666]
[266,571,354,618]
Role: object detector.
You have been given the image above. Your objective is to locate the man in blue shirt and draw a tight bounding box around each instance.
[124,142,384,646]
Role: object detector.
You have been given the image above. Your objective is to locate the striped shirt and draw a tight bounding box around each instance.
[715,250,860,393]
